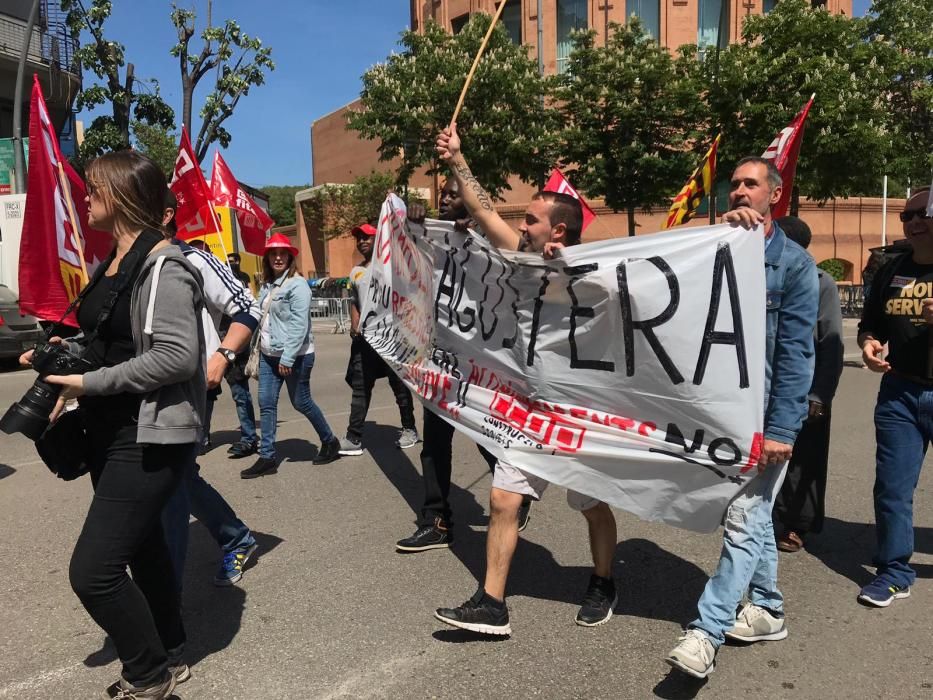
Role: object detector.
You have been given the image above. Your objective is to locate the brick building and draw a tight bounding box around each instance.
[302,0,901,285]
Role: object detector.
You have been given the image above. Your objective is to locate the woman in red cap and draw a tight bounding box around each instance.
[240,233,340,477]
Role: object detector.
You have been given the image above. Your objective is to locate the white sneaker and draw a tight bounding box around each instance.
[338,437,363,456]
[396,428,420,449]
[666,629,716,679]
[725,603,788,643]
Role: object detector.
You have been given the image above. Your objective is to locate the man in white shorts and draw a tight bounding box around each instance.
[431,124,618,636]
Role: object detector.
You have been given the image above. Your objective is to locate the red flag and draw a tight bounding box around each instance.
[761,95,814,219]
[170,126,221,239]
[18,75,110,325]
[210,152,273,255]
[543,168,596,232]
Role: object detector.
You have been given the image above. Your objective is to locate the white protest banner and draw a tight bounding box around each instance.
[362,195,766,532]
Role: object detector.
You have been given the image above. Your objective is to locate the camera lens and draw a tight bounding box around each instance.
[0,378,62,441]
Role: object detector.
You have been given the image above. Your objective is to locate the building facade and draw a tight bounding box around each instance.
[305,0,893,285]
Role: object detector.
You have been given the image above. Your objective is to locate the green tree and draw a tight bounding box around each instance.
[866,0,933,187]
[264,185,309,227]
[61,0,175,162]
[300,171,398,240]
[170,0,275,163]
[703,0,892,206]
[554,20,710,236]
[348,15,560,199]
[131,122,177,178]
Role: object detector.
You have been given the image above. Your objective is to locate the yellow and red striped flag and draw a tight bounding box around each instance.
[662,134,721,230]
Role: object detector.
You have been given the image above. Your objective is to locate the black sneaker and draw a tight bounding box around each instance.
[518,499,532,532]
[575,574,617,627]
[102,671,176,699]
[313,437,341,465]
[240,457,277,479]
[396,518,452,552]
[227,439,258,458]
[435,587,511,636]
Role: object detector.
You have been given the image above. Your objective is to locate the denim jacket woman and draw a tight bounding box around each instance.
[258,272,313,368]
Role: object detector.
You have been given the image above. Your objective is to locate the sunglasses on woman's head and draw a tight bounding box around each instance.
[900,208,932,223]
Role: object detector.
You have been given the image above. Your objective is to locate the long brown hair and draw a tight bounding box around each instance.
[85,151,167,232]
[262,252,298,283]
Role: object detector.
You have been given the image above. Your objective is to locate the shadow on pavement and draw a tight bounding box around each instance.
[653,670,708,699]
[431,628,511,643]
[274,437,322,464]
[805,516,933,585]
[0,463,15,479]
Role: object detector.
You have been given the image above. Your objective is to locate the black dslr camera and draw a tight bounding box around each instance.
[0,341,95,441]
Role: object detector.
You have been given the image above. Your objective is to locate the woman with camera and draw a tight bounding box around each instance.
[239,234,340,478]
[24,151,206,699]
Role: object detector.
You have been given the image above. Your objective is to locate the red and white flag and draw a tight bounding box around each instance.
[761,95,814,219]
[543,168,596,232]
[170,126,221,239]
[18,75,110,325]
[210,152,273,255]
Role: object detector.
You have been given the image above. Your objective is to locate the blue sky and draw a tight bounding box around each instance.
[83,0,873,188]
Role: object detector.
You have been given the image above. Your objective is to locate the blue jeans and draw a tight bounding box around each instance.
[258,352,334,459]
[872,372,933,589]
[162,459,254,590]
[228,376,257,443]
[690,462,788,648]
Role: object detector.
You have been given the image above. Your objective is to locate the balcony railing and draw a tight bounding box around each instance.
[0,3,80,76]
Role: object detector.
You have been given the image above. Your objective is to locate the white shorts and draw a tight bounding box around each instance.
[492,460,600,512]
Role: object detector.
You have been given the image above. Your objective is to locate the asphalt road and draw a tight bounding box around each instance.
[1,320,932,699]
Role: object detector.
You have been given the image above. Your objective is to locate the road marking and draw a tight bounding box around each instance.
[0,662,85,698]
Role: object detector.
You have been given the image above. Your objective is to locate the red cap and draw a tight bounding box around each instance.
[263,232,298,257]
[351,223,377,237]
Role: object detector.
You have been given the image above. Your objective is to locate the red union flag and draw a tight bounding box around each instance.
[762,95,814,219]
[170,126,221,239]
[210,152,273,255]
[18,75,110,325]
[543,168,596,232]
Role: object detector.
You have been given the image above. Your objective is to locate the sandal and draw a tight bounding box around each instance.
[777,530,804,553]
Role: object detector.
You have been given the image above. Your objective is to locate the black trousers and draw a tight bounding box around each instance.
[420,406,498,526]
[346,339,415,442]
[774,408,832,535]
[69,414,190,687]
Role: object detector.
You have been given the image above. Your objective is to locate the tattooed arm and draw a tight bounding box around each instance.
[436,123,521,251]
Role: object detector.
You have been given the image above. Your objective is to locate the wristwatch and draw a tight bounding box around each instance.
[216,347,237,363]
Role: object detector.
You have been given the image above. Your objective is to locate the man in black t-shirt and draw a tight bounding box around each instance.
[857,187,933,607]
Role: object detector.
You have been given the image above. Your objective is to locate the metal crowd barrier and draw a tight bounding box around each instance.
[310,297,352,333]
[838,285,865,319]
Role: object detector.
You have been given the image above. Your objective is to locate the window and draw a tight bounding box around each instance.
[762,0,777,12]
[451,13,469,34]
[501,0,522,45]
[698,0,729,50]
[556,0,588,74]
[626,0,660,39]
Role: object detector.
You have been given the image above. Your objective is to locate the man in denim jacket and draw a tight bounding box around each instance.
[666,157,819,679]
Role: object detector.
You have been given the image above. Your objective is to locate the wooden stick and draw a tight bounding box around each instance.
[57,162,89,284]
[450,1,509,129]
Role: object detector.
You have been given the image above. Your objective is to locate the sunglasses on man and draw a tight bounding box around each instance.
[900,208,932,223]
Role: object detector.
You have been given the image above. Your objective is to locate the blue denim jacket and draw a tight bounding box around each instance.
[763,221,819,444]
[258,273,313,367]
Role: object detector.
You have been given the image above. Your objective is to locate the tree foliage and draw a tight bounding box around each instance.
[300,171,398,241]
[62,0,174,162]
[703,0,892,203]
[554,20,710,235]
[264,185,309,227]
[170,1,275,163]
[348,15,560,199]
[131,122,178,179]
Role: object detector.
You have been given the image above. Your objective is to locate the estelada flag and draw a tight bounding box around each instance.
[170,126,221,239]
[18,75,110,325]
[663,134,721,230]
[210,152,273,255]
[762,95,814,219]
[543,168,596,232]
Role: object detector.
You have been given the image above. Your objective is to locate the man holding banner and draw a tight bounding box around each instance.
[431,124,620,634]
[666,157,818,679]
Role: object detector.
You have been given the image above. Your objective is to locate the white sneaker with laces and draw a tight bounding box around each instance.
[725,603,788,643]
[338,437,363,456]
[396,428,420,449]
[666,629,716,679]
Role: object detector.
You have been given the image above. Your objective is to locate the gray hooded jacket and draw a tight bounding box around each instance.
[80,244,207,444]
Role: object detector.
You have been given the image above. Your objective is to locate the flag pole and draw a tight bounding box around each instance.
[57,162,89,284]
[449,1,509,128]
